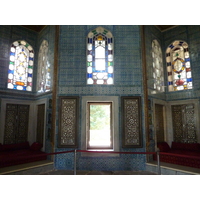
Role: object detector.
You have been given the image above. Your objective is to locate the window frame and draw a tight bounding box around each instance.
[151,39,164,93]
[37,40,50,93]
[81,96,119,157]
[87,102,113,150]
[166,40,192,92]
[7,40,34,91]
[86,27,114,85]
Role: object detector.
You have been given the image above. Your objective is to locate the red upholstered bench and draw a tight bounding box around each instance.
[153,142,200,169]
[0,142,47,168]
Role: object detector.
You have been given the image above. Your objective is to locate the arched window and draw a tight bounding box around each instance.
[152,40,164,92]
[166,40,192,91]
[87,27,114,85]
[7,40,34,91]
[37,40,50,92]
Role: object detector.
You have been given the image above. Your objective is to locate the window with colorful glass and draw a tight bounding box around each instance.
[87,27,114,85]
[166,40,192,91]
[7,40,34,91]
[37,40,50,92]
[152,40,164,92]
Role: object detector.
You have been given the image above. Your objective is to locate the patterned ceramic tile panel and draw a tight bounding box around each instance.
[55,25,146,171]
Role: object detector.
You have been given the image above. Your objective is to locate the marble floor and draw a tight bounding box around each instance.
[40,170,157,175]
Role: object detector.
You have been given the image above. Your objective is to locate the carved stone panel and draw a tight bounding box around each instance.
[122,96,142,148]
[58,97,79,148]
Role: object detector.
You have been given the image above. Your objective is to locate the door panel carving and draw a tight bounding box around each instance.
[172,104,197,143]
[4,104,29,144]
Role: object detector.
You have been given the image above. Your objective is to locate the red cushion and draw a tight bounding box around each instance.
[30,142,43,151]
[1,142,30,152]
[172,142,200,152]
[157,142,170,152]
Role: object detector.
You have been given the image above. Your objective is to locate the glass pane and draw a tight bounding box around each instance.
[95,59,105,70]
[87,27,114,85]
[89,104,111,147]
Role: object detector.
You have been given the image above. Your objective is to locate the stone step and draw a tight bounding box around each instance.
[0,160,54,175]
[146,161,200,175]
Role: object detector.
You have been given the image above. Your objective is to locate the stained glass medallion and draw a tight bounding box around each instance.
[7,40,34,91]
[87,27,114,85]
[166,40,192,91]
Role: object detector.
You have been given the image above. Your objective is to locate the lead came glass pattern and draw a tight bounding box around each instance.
[87,27,114,85]
[166,40,192,91]
[59,97,78,147]
[37,40,50,92]
[152,40,164,92]
[7,40,34,91]
[122,97,142,147]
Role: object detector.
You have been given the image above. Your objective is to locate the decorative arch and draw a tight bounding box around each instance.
[87,27,114,85]
[166,40,192,91]
[7,40,34,91]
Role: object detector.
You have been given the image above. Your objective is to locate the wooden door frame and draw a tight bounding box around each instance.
[35,99,47,152]
[153,99,167,147]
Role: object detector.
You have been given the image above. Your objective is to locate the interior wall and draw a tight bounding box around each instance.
[0,25,55,154]
[144,25,165,153]
[145,25,200,150]
[55,25,147,171]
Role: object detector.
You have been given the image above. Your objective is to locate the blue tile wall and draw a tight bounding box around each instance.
[3,25,200,171]
[55,25,147,171]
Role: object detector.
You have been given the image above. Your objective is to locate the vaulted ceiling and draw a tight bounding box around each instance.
[21,25,46,32]
[155,25,177,32]
[20,25,177,33]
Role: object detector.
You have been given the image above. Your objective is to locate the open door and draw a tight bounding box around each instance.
[155,104,165,142]
[36,104,45,145]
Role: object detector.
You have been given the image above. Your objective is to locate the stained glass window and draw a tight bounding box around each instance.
[166,40,192,91]
[87,27,114,85]
[37,40,50,92]
[152,40,164,92]
[7,40,34,91]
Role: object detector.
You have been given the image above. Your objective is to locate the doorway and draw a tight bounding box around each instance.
[4,104,29,144]
[36,104,45,145]
[155,104,165,142]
